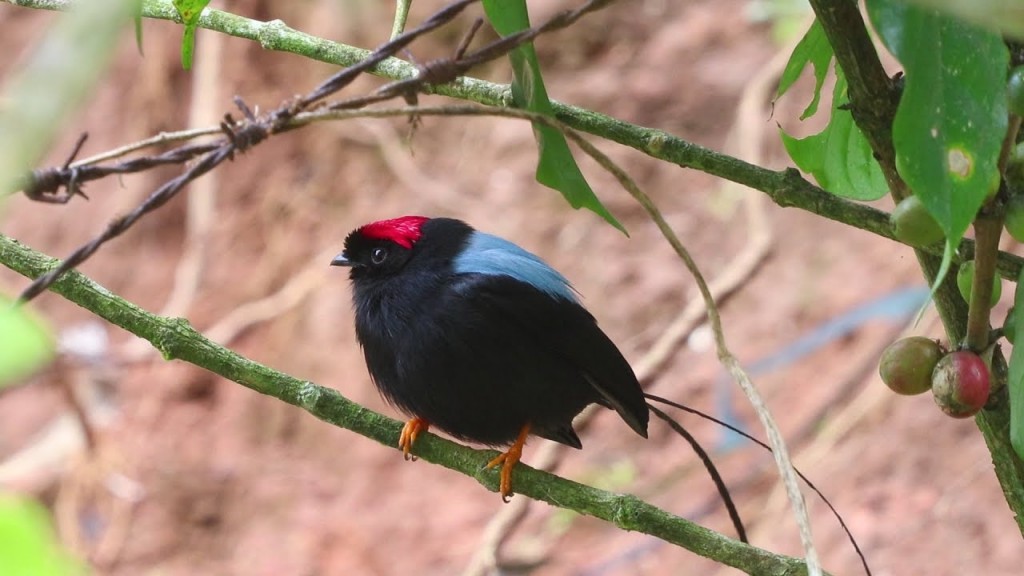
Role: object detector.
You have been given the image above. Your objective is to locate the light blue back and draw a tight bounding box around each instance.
[453,232,578,302]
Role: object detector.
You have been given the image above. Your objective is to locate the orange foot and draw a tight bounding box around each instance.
[399,417,430,461]
[485,424,531,502]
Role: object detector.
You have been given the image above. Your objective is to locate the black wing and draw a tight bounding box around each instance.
[452,273,649,439]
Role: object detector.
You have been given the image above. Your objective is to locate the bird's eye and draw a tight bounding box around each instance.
[370,247,389,265]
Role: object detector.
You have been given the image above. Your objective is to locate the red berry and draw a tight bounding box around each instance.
[931,351,991,418]
[879,337,943,395]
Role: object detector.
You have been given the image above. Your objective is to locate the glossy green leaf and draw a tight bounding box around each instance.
[777,20,833,120]
[781,69,888,201]
[0,494,81,576]
[482,0,625,234]
[1010,267,1024,460]
[0,297,54,389]
[172,0,212,70]
[905,0,1024,39]
[868,0,1008,248]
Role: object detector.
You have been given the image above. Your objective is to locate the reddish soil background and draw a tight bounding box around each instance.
[2,1,1023,575]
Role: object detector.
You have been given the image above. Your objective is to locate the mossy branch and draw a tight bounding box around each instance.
[0,233,823,576]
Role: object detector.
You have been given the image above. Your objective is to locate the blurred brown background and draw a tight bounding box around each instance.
[1,0,1022,574]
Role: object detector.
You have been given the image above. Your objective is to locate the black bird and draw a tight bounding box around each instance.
[331,216,648,500]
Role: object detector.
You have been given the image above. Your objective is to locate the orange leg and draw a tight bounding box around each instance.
[486,424,531,502]
[399,417,430,461]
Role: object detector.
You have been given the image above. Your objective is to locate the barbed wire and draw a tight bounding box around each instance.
[15,0,621,302]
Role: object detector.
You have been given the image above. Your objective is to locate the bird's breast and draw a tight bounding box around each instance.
[352,274,446,346]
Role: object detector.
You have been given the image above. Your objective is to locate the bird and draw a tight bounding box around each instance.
[331,216,648,500]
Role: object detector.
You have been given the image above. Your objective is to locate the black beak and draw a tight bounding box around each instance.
[330,252,353,267]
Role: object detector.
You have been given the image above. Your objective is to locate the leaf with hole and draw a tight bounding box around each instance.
[781,68,888,201]
[777,19,833,120]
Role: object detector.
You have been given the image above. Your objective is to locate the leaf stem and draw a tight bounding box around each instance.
[390,0,413,40]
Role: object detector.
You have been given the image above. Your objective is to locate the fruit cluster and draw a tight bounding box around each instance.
[884,192,1013,418]
[879,337,991,418]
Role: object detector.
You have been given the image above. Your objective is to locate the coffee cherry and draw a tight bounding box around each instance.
[1009,66,1024,117]
[931,351,991,418]
[891,195,944,247]
[956,260,1002,306]
[879,337,944,395]
[1005,195,1024,242]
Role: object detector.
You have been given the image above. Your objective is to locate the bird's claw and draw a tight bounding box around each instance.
[486,424,530,502]
[485,452,515,502]
[399,417,429,461]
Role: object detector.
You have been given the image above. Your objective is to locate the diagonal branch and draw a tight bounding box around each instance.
[0,233,824,576]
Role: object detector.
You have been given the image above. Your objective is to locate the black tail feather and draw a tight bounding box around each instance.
[644,392,871,576]
[647,402,747,543]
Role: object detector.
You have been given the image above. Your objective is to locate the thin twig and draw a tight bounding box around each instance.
[390,0,413,40]
[73,127,223,167]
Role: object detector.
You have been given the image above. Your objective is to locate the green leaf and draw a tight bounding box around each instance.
[172,0,212,70]
[777,20,834,120]
[903,0,1024,39]
[0,297,54,389]
[0,305,53,385]
[1009,266,1024,460]
[868,0,1008,248]
[780,68,888,201]
[482,0,625,234]
[0,494,82,576]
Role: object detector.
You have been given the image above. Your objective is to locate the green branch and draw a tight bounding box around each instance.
[0,233,822,576]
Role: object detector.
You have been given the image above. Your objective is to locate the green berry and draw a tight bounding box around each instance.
[891,195,944,247]
[1006,307,1018,345]
[1005,195,1024,242]
[956,260,1002,306]
[1009,66,1024,117]
[879,336,943,396]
